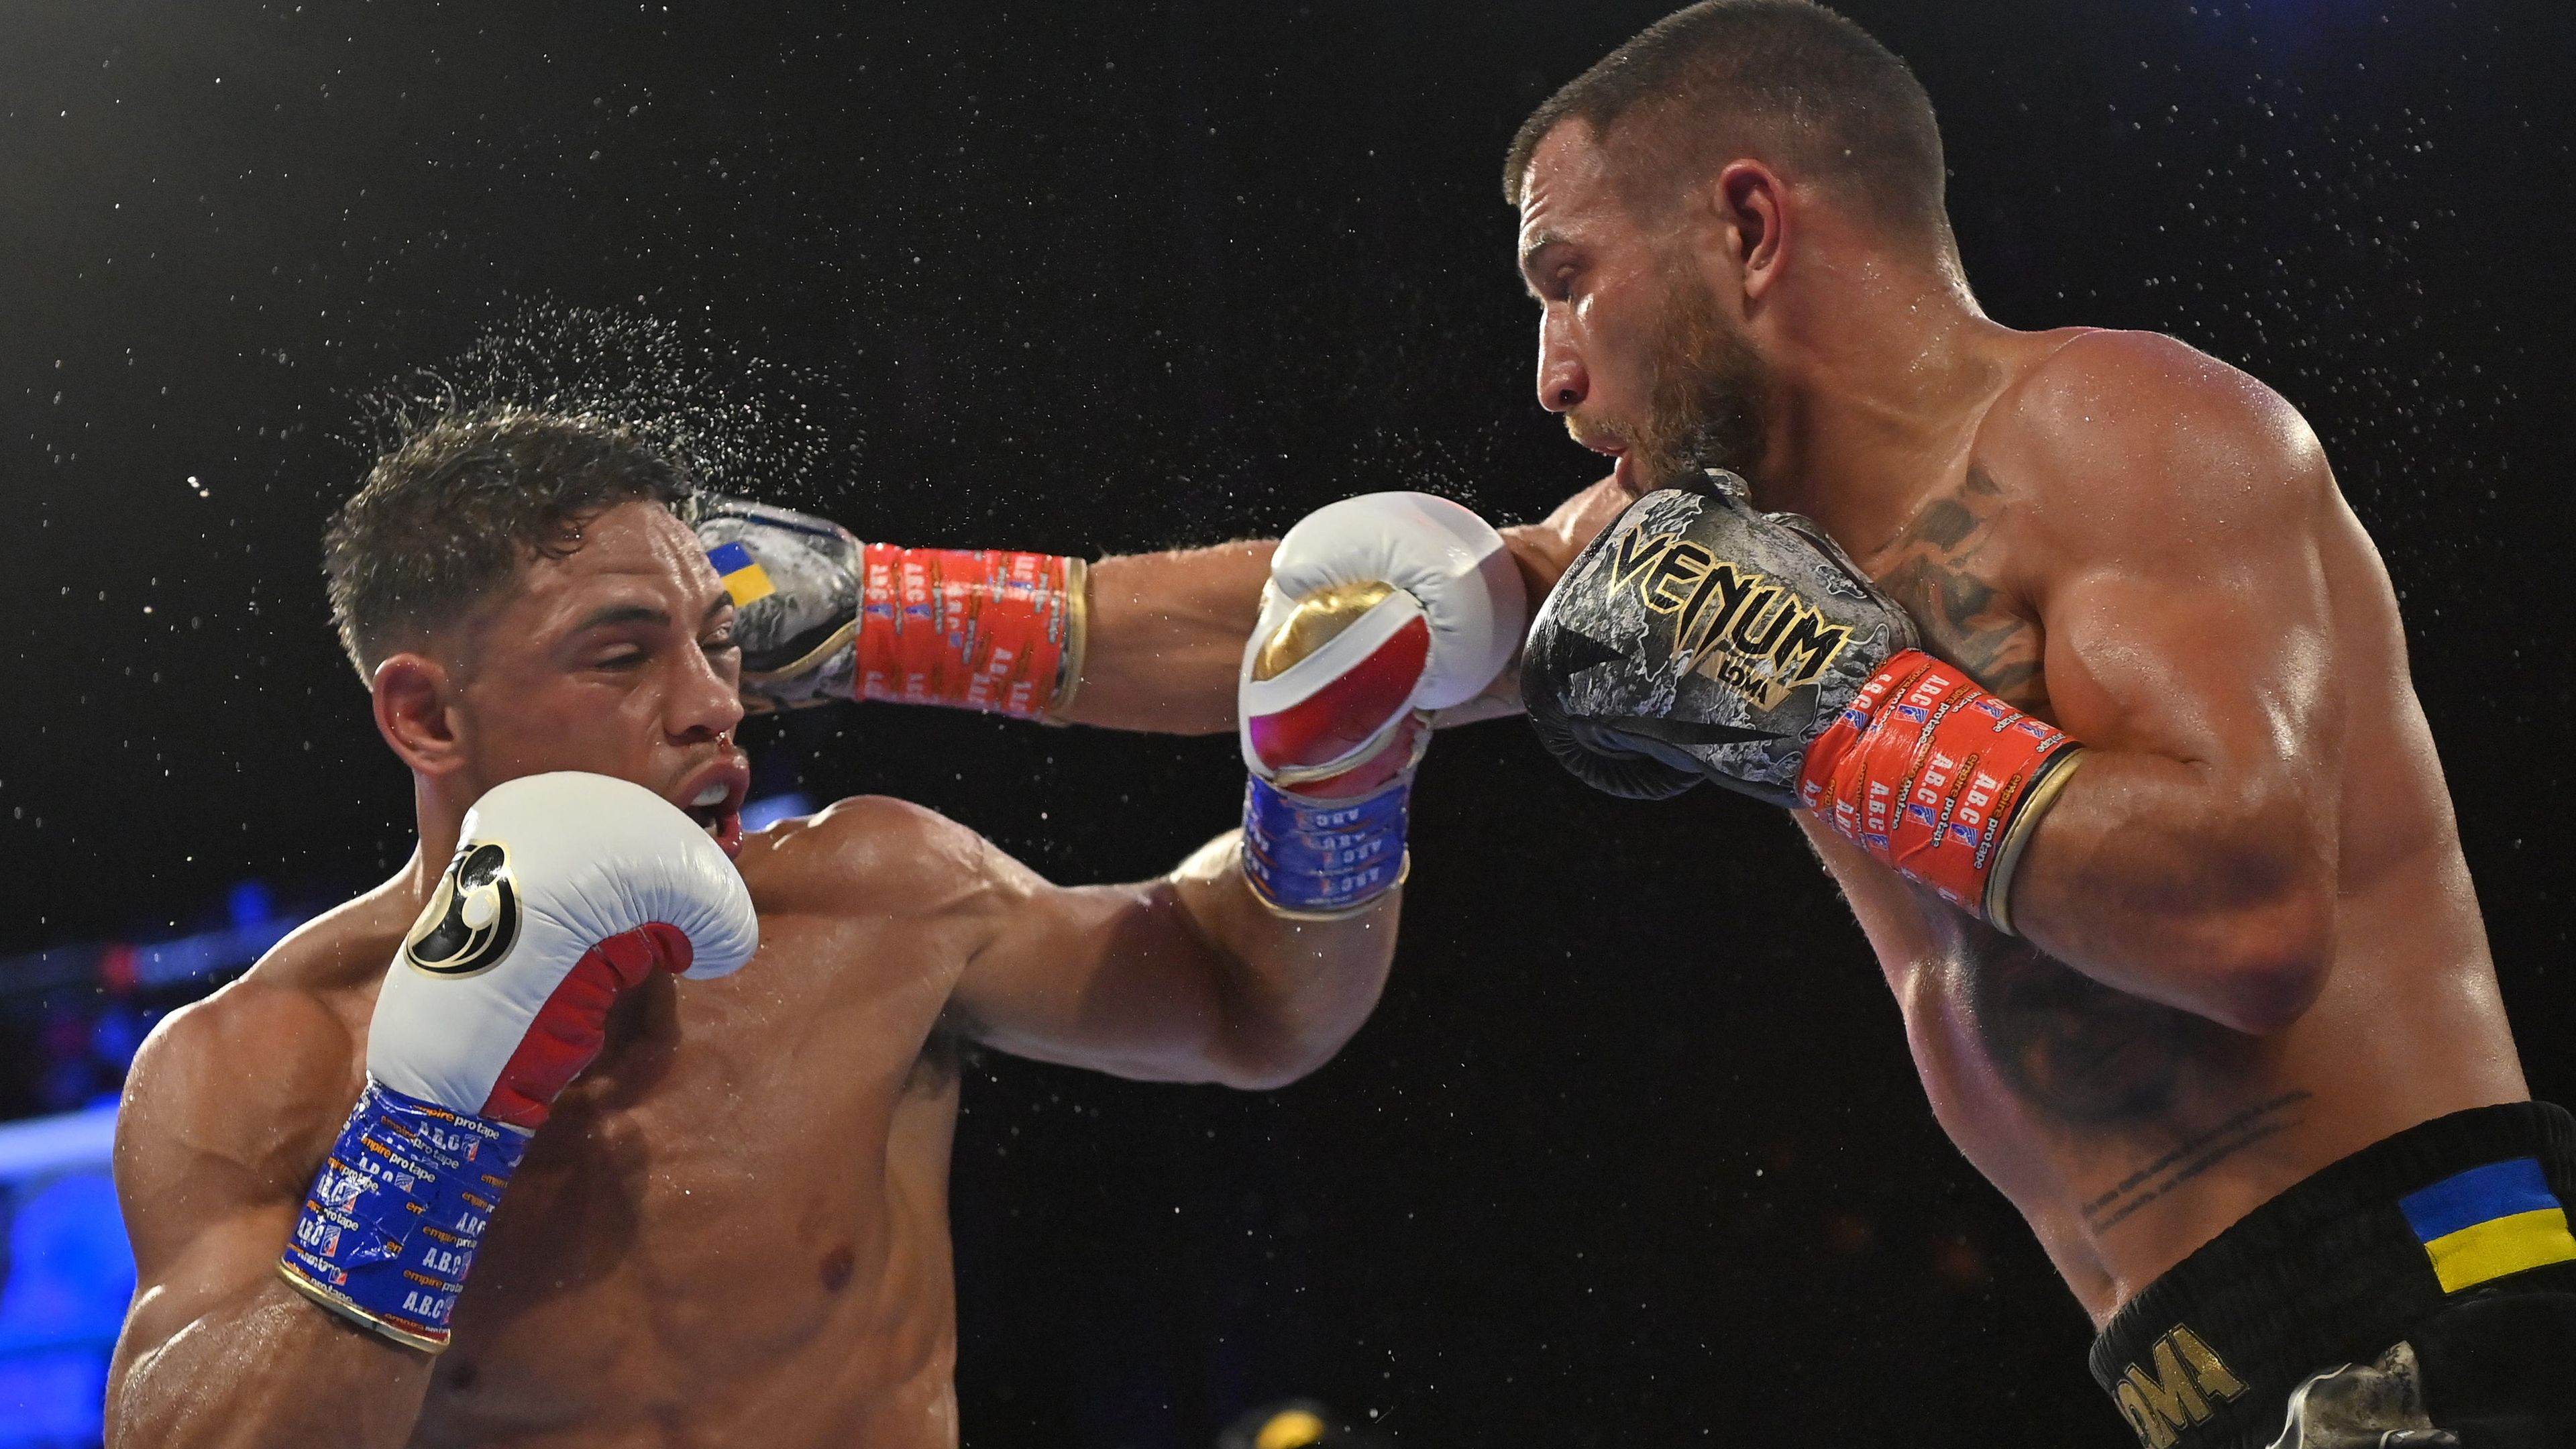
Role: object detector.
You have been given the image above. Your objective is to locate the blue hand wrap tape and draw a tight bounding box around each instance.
[1240,773,1410,914]
[278,1077,531,1351]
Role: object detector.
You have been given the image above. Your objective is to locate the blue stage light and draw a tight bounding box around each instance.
[741,792,814,834]
[0,1106,127,1448]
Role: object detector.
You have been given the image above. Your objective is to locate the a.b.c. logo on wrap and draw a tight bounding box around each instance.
[403,841,519,976]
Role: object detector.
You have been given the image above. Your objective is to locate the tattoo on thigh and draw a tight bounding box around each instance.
[1870,468,2048,710]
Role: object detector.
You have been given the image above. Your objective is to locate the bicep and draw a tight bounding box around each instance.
[2041,543,2338,778]
[2016,384,2351,904]
[115,1197,306,1379]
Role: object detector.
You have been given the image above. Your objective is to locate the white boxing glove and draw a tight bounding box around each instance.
[1233,494,1525,918]
[370,771,758,1126]
[280,772,757,1350]
[1239,492,1527,785]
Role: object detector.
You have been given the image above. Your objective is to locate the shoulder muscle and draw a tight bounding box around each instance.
[115,977,357,1260]
[1984,329,2332,573]
[738,794,1010,926]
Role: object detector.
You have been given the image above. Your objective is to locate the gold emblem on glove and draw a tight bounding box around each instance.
[1607,528,1854,711]
[1252,581,1399,681]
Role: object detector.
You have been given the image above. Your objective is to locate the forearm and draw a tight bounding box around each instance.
[1055,541,1275,735]
[2006,751,2333,1032]
[1171,831,1399,1088]
[111,1279,433,1449]
[1063,485,1613,736]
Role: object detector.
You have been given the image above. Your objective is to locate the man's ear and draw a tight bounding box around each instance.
[372,652,467,777]
[1705,159,1788,302]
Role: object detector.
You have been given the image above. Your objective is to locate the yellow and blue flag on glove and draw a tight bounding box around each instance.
[707,541,776,607]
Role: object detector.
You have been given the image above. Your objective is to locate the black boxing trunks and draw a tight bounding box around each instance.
[2090,1102,2576,1449]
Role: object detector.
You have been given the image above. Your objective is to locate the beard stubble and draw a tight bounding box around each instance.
[1627,264,1772,494]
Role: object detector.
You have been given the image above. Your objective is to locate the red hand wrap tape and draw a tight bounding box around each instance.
[856,545,1079,719]
[1797,649,2080,918]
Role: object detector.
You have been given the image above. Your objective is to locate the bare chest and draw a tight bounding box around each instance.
[398,927,967,1440]
[1817,468,2310,1262]
[1856,464,2047,715]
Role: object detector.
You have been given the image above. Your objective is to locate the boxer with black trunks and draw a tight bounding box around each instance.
[715,2,2575,1442]
[1473,5,2570,1444]
[103,409,1525,1448]
[305,9,2572,1440]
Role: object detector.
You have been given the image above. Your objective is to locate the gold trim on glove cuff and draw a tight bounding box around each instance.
[1983,748,2086,938]
[739,618,858,690]
[1046,555,1091,721]
[277,1261,449,1354]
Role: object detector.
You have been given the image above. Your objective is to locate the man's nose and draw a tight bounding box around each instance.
[1536,313,1587,414]
[670,642,747,743]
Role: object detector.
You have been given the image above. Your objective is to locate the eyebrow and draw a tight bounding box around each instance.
[1518,231,1571,293]
[569,590,732,636]
[570,603,672,633]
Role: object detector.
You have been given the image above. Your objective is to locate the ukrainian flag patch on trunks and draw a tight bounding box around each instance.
[707,540,776,606]
[2398,1155,2576,1293]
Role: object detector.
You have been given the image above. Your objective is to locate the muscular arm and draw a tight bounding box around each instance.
[1986,335,2345,1033]
[107,981,433,1448]
[1057,541,1275,735]
[950,824,1401,1089]
[1061,479,1624,735]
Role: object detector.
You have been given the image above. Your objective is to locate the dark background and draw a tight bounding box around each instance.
[5,1,2573,1444]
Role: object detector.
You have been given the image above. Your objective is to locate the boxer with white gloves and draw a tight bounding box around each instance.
[277,772,758,1351]
[108,410,1426,1449]
[1232,492,1526,917]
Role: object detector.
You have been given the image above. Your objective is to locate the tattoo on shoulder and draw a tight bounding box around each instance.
[2079,1089,2316,1234]
[1870,468,2048,711]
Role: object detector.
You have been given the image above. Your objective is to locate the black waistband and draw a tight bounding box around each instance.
[2088,1100,2576,1449]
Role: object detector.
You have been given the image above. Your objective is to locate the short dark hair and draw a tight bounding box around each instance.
[1503,0,1949,246]
[323,408,696,684]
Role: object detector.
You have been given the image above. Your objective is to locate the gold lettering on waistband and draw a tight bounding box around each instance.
[2168,1327,2245,1401]
[2114,1326,2247,1448]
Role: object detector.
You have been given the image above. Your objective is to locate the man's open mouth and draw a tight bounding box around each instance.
[676,770,749,857]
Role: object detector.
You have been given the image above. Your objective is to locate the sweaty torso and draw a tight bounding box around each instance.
[291,803,975,1449]
[1802,328,2524,1323]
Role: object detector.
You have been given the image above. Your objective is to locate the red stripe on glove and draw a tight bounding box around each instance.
[480,922,694,1130]
[1244,614,1431,775]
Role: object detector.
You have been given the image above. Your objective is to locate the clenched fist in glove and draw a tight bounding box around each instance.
[1522,473,2084,932]
[1235,493,1527,917]
[688,494,1085,719]
[278,773,759,1351]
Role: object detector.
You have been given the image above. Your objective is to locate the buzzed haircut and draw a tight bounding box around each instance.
[1503,0,1950,246]
[323,408,696,684]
